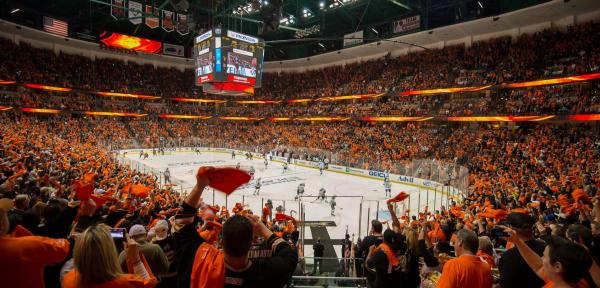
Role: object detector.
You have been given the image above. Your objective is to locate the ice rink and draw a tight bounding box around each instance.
[122,149,448,262]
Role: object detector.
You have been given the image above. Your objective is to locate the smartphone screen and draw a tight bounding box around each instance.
[109,228,126,239]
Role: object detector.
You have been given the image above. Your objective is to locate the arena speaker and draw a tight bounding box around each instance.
[169,0,189,13]
[259,0,282,35]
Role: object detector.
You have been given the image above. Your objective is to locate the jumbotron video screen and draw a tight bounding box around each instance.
[193,28,265,88]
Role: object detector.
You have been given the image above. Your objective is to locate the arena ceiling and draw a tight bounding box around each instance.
[1,0,547,60]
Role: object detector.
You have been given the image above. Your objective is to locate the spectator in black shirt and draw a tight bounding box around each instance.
[312,238,324,275]
[173,167,298,288]
[359,220,383,288]
[499,212,546,288]
[366,229,404,288]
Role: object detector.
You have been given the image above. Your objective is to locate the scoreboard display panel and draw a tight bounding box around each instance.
[194,29,264,89]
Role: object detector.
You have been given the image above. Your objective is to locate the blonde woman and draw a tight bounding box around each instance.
[62,224,156,288]
[404,228,421,288]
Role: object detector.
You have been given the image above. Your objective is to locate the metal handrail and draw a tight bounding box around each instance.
[292,276,366,281]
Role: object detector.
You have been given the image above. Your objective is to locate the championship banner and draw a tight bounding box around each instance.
[393,15,420,34]
[162,10,174,32]
[343,30,363,47]
[177,14,189,35]
[163,43,185,57]
[111,0,126,20]
[128,1,143,25]
[144,5,159,28]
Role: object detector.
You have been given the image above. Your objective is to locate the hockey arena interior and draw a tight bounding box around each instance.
[1,0,600,287]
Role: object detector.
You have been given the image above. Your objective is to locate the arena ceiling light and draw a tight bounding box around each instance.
[96,91,161,99]
[99,32,162,54]
[0,106,13,111]
[0,80,16,85]
[302,8,313,18]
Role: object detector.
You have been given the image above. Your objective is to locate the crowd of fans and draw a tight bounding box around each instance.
[0,22,599,118]
[0,19,599,288]
[1,112,599,287]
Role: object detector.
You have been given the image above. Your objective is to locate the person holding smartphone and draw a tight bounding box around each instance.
[61,224,156,288]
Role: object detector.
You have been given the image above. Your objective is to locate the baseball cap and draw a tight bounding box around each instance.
[129,224,147,237]
[507,212,534,229]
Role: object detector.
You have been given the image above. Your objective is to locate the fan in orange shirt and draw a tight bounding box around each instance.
[0,198,71,288]
[436,229,493,288]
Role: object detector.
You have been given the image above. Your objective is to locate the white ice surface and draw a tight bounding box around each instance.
[123,150,447,259]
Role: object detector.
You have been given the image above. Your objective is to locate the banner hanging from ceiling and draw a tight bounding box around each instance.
[145,5,159,28]
[128,1,143,25]
[177,14,189,35]
[111,0,126,20]
[162,10,174,32]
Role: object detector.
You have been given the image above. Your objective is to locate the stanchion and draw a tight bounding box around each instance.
[358,201,362,238]
[418,191,421,215]
[366,207,370,235]
[375,201,379,221]
[433,187,437,215]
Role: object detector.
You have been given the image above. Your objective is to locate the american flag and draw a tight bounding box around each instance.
[43,16,68,37]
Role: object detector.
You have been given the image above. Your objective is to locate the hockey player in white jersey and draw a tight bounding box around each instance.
[295,183,305,201]
[283,162,288,173]
[249,166,255,179]
[253,178,262,195]
[384,179,392,197]
[319,161,325,175]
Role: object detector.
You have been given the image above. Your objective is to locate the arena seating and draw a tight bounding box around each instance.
[0,20,599,288]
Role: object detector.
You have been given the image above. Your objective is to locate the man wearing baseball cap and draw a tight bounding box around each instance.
[118,223,169,277]
[499,212,547,288]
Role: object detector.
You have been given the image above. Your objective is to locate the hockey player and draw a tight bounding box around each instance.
[249,166,255,179]
[383,169,390,182]
[384,178,392,197]
[152,149,156,157]
[139,150,144,159]
[319,161,325,175]
[231,151,236,159]
[236,162,240,170]
[163,168,171,184]
[318,187,326,202]
[295,183,305,201]
[283,162,288,173]
[253,178,261,195]
[264,158,268,169]
[330,196,337,216]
